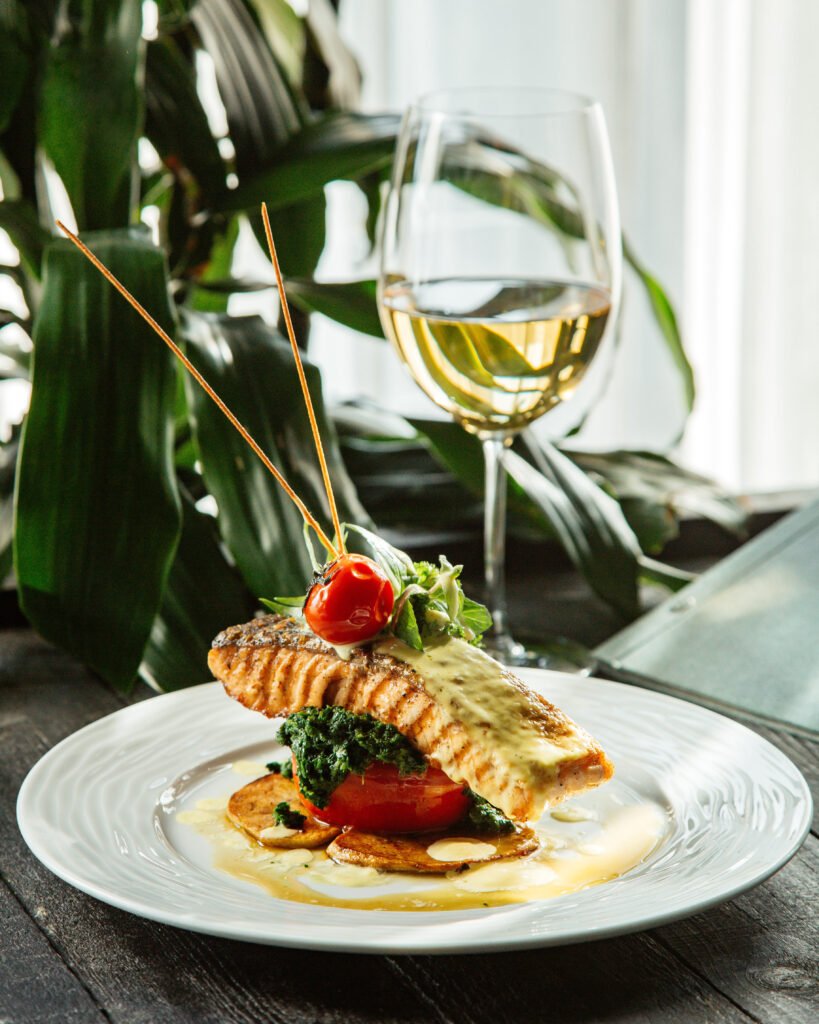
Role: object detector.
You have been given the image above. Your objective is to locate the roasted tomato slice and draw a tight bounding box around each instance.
[295,761,470,833]
[304,553,394,646]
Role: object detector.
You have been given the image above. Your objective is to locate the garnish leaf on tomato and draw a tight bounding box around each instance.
[346,525,492,649]
[345,523,415,596]
[461,597,493,637]
[260,595,305,616]
[393,596,423,651]
[278,706,426,808]
[258,523,492,651]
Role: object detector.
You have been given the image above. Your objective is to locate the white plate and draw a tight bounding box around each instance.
[17,673,812,954]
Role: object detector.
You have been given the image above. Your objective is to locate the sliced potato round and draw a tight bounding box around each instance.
[326,825,539,874]
[227,773,339,849]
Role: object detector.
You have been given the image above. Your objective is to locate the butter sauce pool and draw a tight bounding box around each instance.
[178,794,666,912]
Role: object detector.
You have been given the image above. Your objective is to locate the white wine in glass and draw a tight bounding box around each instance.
[378,89,622,667]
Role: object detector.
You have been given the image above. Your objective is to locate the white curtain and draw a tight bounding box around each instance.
[319,0,819,494]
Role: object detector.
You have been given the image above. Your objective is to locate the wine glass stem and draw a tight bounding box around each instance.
[481,432,515,655]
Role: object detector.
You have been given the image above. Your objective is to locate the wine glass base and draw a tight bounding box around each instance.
[482,633,597,675]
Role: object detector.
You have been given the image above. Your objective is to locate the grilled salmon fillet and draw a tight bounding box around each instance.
[209,615,613,822]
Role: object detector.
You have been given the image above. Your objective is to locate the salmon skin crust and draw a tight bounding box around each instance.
[209,615,613,822]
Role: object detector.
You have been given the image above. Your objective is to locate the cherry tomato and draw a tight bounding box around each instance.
[304,553,394,645]
[295,760,470,833]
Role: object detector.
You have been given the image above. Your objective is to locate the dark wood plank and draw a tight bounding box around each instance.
[385,937,754,1024]
[0,628,129,742]
[655,836,819,1024]
[0,720,439,1024]
[3,628,815,1024]
[0,878,107,1024]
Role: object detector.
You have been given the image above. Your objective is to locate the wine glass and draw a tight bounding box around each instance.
[377,87,622,667]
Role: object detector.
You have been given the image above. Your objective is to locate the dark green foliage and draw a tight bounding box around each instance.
[0,0,713,691]
[15,233,181,690]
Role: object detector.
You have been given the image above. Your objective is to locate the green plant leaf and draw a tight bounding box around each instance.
[145,36,226,205]
[249,194,327,279]
[285,278,384,338]
[246,0,306,87]
[567,448,748,549]
[0,319,31,379]
[225,113,399,212]
[38,0,143,229]
[0,198,51,278]
[0,426,20,582]
[623,240,694,415]
[506,440,641,618]
[156,0,198,33]
[188,215,241,313]
[15,232,181,690]
[142,488,255,691]
[638,556,695,593]
[0,1,31,135]
[191,0,305,175]
[181,310,369,596]
[302,0,362,110]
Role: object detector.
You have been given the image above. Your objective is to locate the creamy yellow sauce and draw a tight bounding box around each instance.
[177,796,665,912]
[425,838,497,862]
[231,760,268,777]
[373,636,594,819]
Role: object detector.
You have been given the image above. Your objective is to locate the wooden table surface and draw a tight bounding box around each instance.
[2,547,818,1024]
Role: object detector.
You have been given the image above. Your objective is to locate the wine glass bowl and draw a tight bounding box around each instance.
[378,88,622,665]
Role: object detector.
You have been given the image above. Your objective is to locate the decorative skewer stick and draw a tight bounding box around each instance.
[260,202,346,555]
[55,220,338,559]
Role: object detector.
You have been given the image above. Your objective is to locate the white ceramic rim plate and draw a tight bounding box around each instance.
[17,672,812,955]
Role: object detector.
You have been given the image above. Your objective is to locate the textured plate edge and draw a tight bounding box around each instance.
[15,676,815,955]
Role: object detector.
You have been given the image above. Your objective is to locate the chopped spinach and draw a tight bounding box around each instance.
[273,801,306,830]
[265,759,293,779]
[465,790,515,835]
[277,706,426,808]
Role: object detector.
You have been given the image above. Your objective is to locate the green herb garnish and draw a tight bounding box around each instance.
[277,706,426,808]
[258,523,492,653]
[265,759,294,779]
[465,790,515,835]
[273,801,306,829]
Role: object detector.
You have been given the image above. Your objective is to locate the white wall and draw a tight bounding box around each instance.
[324,0,690,450]
[326,0,819,494]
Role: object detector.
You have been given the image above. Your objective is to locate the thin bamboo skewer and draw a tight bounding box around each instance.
[260,202,346,555]
[55,219,338,559]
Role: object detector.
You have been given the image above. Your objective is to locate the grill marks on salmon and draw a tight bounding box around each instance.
[209,616,613,822]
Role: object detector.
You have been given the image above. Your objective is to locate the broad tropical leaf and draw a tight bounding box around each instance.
[0,1,31,136]
[623,240,695,414]
[568,448,747,551]
[249,194,327,279]
[145,36,226,204]
[0,426,20,582]
[285,278,383,338]
[181,311,369,597]
[192,0,304,174]
[38,0,143,229]
[225,113,399,212]
[0,198,51,277]
[142,489,255,691]
[15,232,181,689]
[507,440,641,618]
